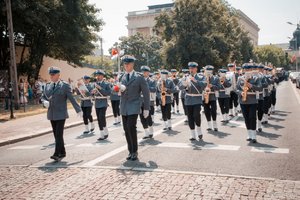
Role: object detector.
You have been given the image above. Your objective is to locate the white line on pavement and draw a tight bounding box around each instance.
[156,142,241,151]
[251,147,289,154]
[81,118,186,167]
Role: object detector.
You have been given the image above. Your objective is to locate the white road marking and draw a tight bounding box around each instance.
[251,147,289,154]
[156,142,240,151]
[82,118,187,167]
[8,145,41,150]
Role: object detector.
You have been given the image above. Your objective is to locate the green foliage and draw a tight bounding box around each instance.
[0,0,104,80]
[84,55,115,72]
[254,45,287,67]
[109,33,164,72]
[154,0,254,70]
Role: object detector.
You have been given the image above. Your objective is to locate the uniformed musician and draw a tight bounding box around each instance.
[118,55,150,161]
[157,69,176,130]
[227,63,239,117]
[171,69,180,114]
[217,69,232,124]
[76,75,95,134]
[237,63,262,143]
[92,70,111,141]
[140,66,156,139]
[180,68,189,124]
[41,66,82,161]
[203,65,221,132]
[178,62,206,141]
[110,72,121,125]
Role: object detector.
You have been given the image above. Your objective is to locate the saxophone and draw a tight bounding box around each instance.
[241,78,249,102]
[161,79,166,106]
[204,75,211,104]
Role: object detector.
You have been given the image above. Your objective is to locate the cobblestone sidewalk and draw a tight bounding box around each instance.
[0,166,299,200]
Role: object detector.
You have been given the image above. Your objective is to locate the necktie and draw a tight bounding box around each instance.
[127,73,130,82]
[53,83,56,90]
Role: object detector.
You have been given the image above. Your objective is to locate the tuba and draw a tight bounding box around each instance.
[161,79,166,106]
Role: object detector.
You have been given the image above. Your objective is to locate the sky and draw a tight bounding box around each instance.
[89,0,300,55]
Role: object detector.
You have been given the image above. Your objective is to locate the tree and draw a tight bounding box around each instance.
[109,33,164,71]
[154,0,254,70]
[0,0,104,80]
[254,45,287,67]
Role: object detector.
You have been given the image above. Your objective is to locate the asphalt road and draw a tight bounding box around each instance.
[0,80,299,181]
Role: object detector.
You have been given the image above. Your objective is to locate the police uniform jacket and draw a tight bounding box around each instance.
[156,78,176,104]
[42,80,81,120]
[237,75,263,105]
[218,78,232,98]
[94,81,111,108]
[178,73,206,106]
[120,71,150,116]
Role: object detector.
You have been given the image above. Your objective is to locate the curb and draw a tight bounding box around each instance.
[0,113,113,147]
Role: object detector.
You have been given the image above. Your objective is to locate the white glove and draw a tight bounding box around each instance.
[43,100,49,108]
[182,80,188,87]
[120,84,126,92]
[77,111,83,118]
[143,110,149,119]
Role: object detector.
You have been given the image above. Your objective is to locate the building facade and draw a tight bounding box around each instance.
[127,3,260,46]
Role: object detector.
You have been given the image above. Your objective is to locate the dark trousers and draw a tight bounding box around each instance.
[161,103,171,121]
[172,93,179,107]
[122,114,138,153]
[240,104,257,130]
[156,97,160,107]
[181,98,187,115]
[95,107,107,130]
[50,119,66,156]
[203,100,217,121]
[218,98,230,114]
[263,96,271,114]
[271,90,276,106]
[111,100,120,117]
[186,104,201,130]
[82,106,93,125]
[140,106,153,129]
[229,91,239,109]
[257,100,264,121]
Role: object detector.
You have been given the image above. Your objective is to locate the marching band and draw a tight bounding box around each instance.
[43,56,282,161]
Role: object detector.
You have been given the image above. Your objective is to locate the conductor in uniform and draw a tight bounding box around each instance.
[41,66,82,161]
[119,55,150,161]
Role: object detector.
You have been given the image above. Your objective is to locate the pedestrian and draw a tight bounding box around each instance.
[237,63,262,143]
[41,66,82,161]
[118,55,150,161]
[178,62,206,141]
[76,75,95,134]
[92,70,111,141]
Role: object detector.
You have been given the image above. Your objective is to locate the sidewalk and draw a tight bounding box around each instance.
[0,106,113,147]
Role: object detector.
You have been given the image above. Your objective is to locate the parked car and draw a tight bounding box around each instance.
[296,75,300,88]
[290,72,300,83]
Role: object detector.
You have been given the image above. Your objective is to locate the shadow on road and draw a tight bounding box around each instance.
[76,133,95,139]
[207,130,231,138]
[37,160,84,172]
[257,131,281,140]
[139,138,162,146]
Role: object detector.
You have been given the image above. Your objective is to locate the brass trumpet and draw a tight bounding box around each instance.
[161,79,166,106]
[241,78,249,102]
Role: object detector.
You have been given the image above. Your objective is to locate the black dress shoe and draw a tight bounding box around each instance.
[149,134,153,138]
[168,127,172,130]
[90,128,95,132]
[104,135,108,139]
[189,138,196,141]
[50,155,60,161]
[130,153,138,161]
[198,135,203,140]
[214,128,218,132]
[97,137,105,141]
[126,153,132,160]
[246,138,252,141]
[142,136,151,139]
[83,131,89,134]
[257,128,262,132]
[207,128,212,131]
[163,127,168,130]
[251,139,257,143]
